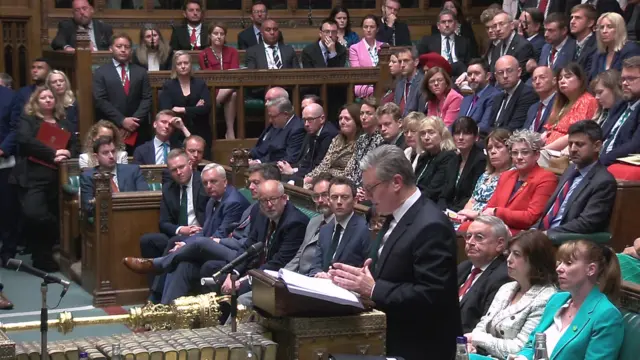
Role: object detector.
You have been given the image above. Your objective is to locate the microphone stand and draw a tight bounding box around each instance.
[230,273,238,333]
[40,281,51,360]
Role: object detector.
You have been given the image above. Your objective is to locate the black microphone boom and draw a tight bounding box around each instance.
[200,242,264,286]
[6,259,70,288]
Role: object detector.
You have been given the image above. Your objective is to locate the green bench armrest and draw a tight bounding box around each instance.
[62,184,78,195]
[547,232,612,245]
[619,310,640,360]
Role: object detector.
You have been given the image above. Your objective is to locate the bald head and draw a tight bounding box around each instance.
[495,55,521,90]
[302,103,326,135]
[258,179,287,220]
[532,66,556,98]
[265,87,289,102]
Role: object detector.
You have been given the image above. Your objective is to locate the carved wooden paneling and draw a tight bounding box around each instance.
[0,19,29,88]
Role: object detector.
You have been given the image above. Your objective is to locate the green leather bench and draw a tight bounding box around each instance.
[63,175,162,194]
[619,281,640,360]
[547,232,612,246]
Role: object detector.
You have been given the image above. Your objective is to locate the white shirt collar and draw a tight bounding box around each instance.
[336,211,355,230]
[188,23,202,32]
[391,188,421,224]
[576,32,593,48]
[264,41,278,50]
[440,33,455,41]
[153,136,168,148]
[365,40,377,52]
[112,58,127,68]
[541,92,556,106]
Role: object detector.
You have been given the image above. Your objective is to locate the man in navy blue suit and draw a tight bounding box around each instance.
[458,59,500,134]
[307,177,369,277]
[133,110,192,165]
[10,58,50,124]
[80,136,149,215]
[519,8,545,62]
[249,97,305,165]
[527,13,576,74]
[571,5,598,76]
[525,66,557,133]
[0,77,18,268]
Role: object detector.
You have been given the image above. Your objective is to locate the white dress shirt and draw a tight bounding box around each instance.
[365,41,379,66]
[263,42,283,69]
[440,34,458,63]
[543,300,571,355]
[175,174,200,234]
[378,188,421,256]
[147,52,160,71]
[187,23,202,48]
[153,136,169,165]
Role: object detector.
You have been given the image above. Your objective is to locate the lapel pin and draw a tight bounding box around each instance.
[572,325,577,332]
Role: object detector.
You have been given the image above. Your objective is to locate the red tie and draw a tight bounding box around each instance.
[111,178,119,193]
[549,48,557,65]
[539,0,549,15]
[459,267,482,298]
[190,28,197,49]
[400,80,411,113]
[534,103,545,131]
[120,64,130,95]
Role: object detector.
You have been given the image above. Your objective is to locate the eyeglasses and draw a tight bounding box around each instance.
[510,149,534,157]
[259,195,283,205]
[311,192,329,201]
[252,10,266,14]
[302,115,323,123]
[621,76,640,84]
[494,68,516,77]
[363,181,385,196]
[428,78,445,85]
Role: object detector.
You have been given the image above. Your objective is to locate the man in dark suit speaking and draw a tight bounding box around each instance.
[330,145,461,360]
[51,0,113,52]
[245,19,299,69]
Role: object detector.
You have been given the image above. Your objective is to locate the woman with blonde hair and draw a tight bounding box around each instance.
[590,12,640,80]
[415,115,456,202]
[132,23,173,71]
[9,88,74,271]
[159,51,212,159]
[402,111,426,170]
[46,70,77,131]
[79,120,129,169]
[591,69,623,125]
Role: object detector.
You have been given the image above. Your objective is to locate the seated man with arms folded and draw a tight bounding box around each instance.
[250,97,305,165]
[534,120,617,235]
[277,103,338,186]
[80,136,149,216]
[307,176,370,278]
[134,110,191,165]
[458,216,511,333]
[466,230,558,359]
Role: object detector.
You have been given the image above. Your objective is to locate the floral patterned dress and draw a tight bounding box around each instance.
[470,172,501,213]
[345,130,384,187]
[544,92,598,145]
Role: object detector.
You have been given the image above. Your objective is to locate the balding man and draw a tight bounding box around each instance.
[278,103,338,185]
[490,12,534,80]
[486,55,538,134]
[265,86,289,102]
[525,66,557,133]
[250,97,305,164]
[246,19,299,69]
[51,0,113,52]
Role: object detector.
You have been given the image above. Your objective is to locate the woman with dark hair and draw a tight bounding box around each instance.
[330,6,359,48]
[132,23,173,71]
[198,22,239,139]
[350,15,385,98]
[431,0,478,58]
[510,240,624,360]
[423,67,463,126]
[9,88,74,271]
[345,97,385,187]
[439,117,486,211]
[466,230,558,359]
[382,51,403,104]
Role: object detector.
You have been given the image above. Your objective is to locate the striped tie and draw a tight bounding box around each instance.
[270,45,282,69]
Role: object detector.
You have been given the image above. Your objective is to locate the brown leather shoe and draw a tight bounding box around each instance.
[0,292,14,310]
[122,257,159,275]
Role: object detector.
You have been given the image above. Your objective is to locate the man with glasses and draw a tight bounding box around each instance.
[277,103,338,185]
[377,0,411,46]
[457,215,510,333]
[489,11,534,80]
[487,55,538,134]
[302,19,347,68]
[51,0,113,52]
[329,145,460,360]
[237,0,283,50]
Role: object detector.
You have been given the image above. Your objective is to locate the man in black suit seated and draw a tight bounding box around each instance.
[487,55,538,134]
[133,110,191,165]
[307,177,370,277]
[330,145,461,360]
[277,103,338,185]
[377,0,411,46]
[571,4,598,76]
[79,136,149,216]
[518,8,545,62]
[249,97,306,165]
[169,0,208,51]
[246,19,299,70]
[458,215,511,333]
[237,1,283,50]
[183,135,205,171]
[535,120,617,234]
[525,66,557,133]
[51,0,113,52]
[93,33,152,152]
[417,9,473,78]
[139,149,208,301]
[377,103,406,150]
[490,11,535,80]
[301,19,347,69]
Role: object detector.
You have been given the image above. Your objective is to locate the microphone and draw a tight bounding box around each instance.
[200,242,264,286]
[308,1,313,26]
[6,259,71,290]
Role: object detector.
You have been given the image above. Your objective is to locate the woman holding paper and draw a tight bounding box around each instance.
[9,88,74,272]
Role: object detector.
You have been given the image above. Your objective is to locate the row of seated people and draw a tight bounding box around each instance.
[119,144,629,360]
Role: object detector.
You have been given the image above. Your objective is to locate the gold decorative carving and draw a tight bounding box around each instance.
[76,28,92,51]
[231,148,250,167]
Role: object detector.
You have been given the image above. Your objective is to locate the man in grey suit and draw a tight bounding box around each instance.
[93,33,152,150]
[245,19,299,69]
[394,47,425,117]
[535,120,617,234]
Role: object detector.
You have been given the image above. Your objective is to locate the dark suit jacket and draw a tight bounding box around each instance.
[169,24,209,51]
[131,50,174,71]
[488,82,539,133]
[529,33,545,62]
[524,95,556,133]
[200,185,250,239]
[416,34,473,77]
[301,41,347,68]
[79,164,149,215]
[290,121,339,181]
[458,257,510,333]
[536,162,617,234]
[158,77,212,146]
[394,71,426,117]
[235,201,309,275]
[539,37,577,71]
[459,85,501,135]
[575,34,597,76]
[431,20,479,60]
[158,171,208,237]
[438,145,487,212]
[92,61,152,138]
[387,133,407,150]
[625,5,640,41]
[416,150,457,203]
[250,115,306,163]
[307,214,370,276]
[132,138,181,165]
[490,32,535,80]
[590,41,640,81]
[371,194,461,360]
[376,20,411,46]
[51,19,113,50]
[10,85,35,126]
[0,86,17,157]
[600,100,640,166]
[237,26,284,50]
[245,43,300,69]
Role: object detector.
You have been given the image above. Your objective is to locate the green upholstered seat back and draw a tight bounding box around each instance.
[295,205,318,219]
[619,310,640,360]
[148,183,162,191]
[68,175,80,189]
[618,254,640,285]
[67,175,161,192]
[239,188,254,203]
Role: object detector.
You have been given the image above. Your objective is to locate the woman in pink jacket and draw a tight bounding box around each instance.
[423,67,463,127]
[349,14,385,98]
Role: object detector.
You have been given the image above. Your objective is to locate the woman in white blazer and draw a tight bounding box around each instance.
[466,230,558,360]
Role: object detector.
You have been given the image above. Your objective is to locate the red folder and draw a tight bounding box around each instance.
[28,121,71,169]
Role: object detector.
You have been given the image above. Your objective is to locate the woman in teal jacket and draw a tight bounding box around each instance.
[510,239,624,360]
